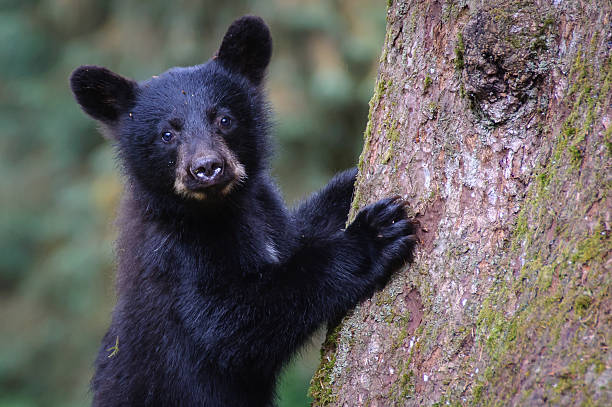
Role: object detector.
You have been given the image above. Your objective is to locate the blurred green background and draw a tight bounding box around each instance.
[0,1,386,406]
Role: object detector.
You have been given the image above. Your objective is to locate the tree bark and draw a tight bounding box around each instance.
[309,0,611,405]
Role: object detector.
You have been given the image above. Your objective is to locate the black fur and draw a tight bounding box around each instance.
[70,16,416,407]
[71,66,137,124]
[216,15,272,85]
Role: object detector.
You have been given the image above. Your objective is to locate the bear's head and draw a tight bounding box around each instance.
[70,16,272,204]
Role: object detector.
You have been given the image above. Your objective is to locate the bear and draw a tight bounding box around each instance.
[70,15,416,407]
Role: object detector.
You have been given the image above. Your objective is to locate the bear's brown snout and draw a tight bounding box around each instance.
[189,154,224,185]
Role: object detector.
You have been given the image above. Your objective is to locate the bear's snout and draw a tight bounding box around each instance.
[172,135,247,200]
[189,155,224,184]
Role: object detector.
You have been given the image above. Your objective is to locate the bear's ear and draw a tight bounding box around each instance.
[70,65,137,124]
[215,16,272,85]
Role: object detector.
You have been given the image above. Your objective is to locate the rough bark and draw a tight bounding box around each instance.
[310,0,611,405]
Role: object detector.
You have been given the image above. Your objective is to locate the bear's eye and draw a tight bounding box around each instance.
[161,131,174,143]
[218,116,232,129]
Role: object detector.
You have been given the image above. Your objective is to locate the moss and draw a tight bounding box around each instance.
[387,357,416,401]
[605,125,612,157]
[593,359,606,375]
[465,43,611,403]
[469,205,609,404]
[454,32,464,70]
[568,144,583,167]
[308,352,337,405]
[358,119,372,172]
[399,369,416,398]
[374,78,392,106]
[489,2,557,55]
[441,0,466,24]
[459,82,466,98]
[309,324,342,404]
[314,7,610,406]
[350,188,363,220]
[513,206,528,243]
[537,264,553,291]
[536,168,551,192]
[571,224,607,265]
[597,55,612,109]
[530,13,556,51]
[471,382,483,403]
[476,293,518,364]
[390,310,414,351]
[354,76,395,214]
[559,50,612,173]
[573,294,592,318]
[358,77,393,171]
[423,74,432,92]
[382,120,400,164]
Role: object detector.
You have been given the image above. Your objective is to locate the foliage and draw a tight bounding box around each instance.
[0,1,385,406]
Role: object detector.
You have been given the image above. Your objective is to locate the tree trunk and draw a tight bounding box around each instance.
[309,0,611,405]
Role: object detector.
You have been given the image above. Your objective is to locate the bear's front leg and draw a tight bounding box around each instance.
[292,167,357,237]
[276,196,417,339]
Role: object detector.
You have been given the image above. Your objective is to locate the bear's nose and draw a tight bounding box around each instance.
[189,156,224,183]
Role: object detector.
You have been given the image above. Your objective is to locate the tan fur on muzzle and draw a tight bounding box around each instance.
[173,138,247,200]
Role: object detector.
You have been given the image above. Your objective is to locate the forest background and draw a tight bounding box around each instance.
[0,1,386,406]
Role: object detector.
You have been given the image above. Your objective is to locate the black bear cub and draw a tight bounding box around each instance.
[71,16,416,407]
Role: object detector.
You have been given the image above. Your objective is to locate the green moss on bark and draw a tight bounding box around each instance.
[454,33,465,70]
[308,325,342,405]
[311,2,611,405]
[466,46,611,406]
